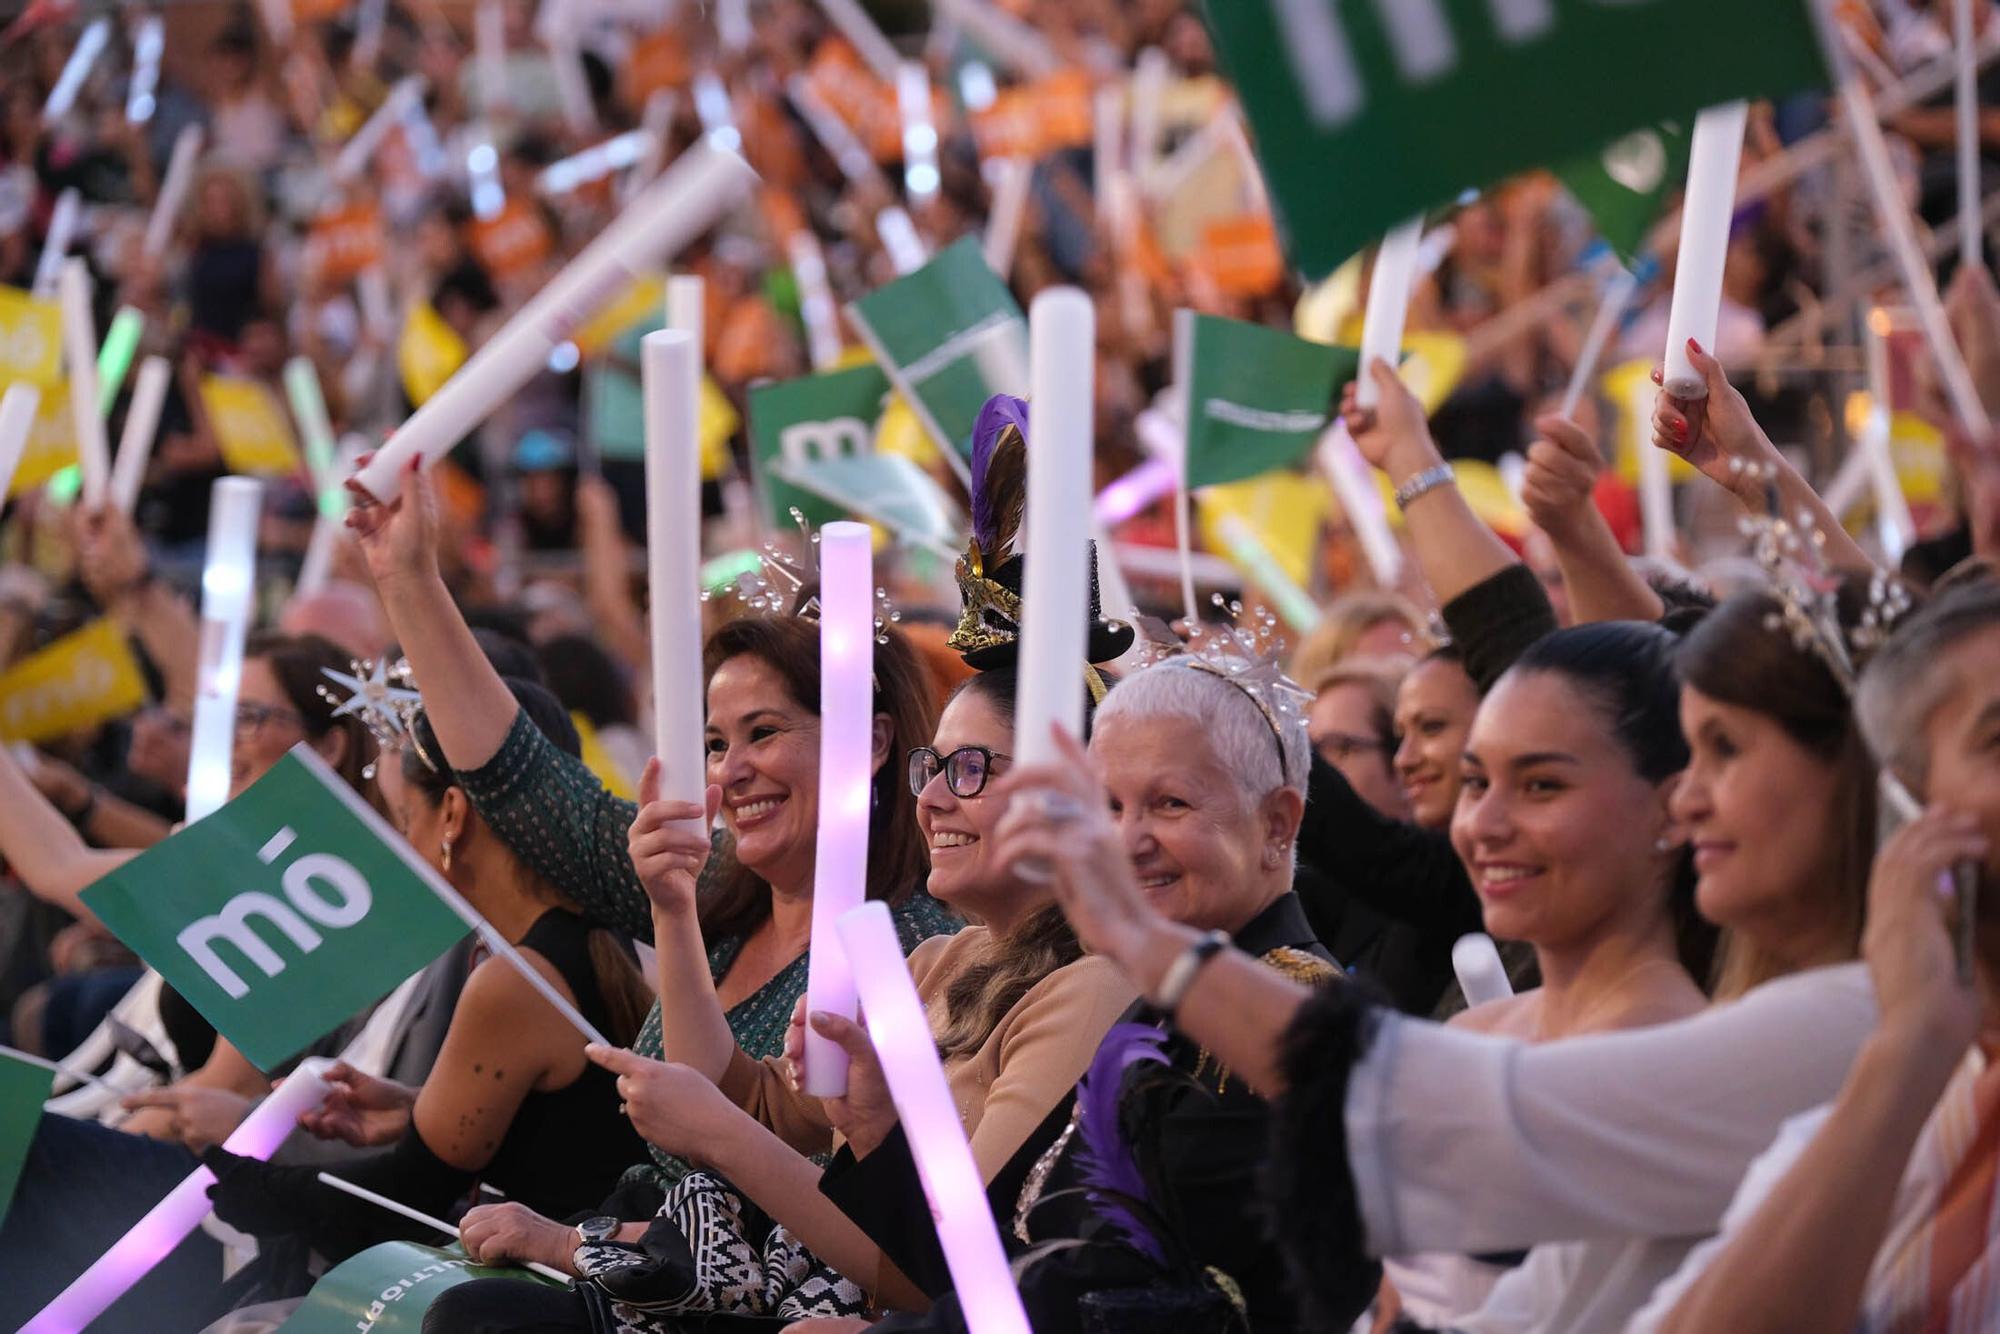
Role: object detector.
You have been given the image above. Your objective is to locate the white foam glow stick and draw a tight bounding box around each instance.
[357,265,396,343]
[1357,217,1425,410]
[876,206,928,274]
[538,130,652,195]
[476,0,507,115]
[314,1174,570,1281]
[802,521,874,1096]
[42,18,110,126]
[145,125,203,260]
[32,188,81,299]
[1560,268,1638,420]
[1631,368,1674,561]
[717,0,752,52]
[1317,423,1403,587]
[1862,308,1917,562]
[59,259,111,511]
[1841,75,1994,437]
[785,74,884,189]
[787,232,844,370]
[545,30,599,137]
[1093,82,1123,229]
[127,16,164,124]
[1128,47,1170,193]
[1016,288,1093,766]
[1957,0,1982,265]
[667,274,704,357]
[1661,101,1749,399]
[815,0,902,83]
[354,0,388,68]
[982,157,1032,280]
[642,331,706,823]
[1452,934,1513,1007]
[185,477,264,822]
[929,0,1058,78]
[0,383,42,501]
[399,95,447,180]
[20,1060,334,1334]
[621,90,678,205]
[693,72,741,153]
[108,356,170,514]
[898,62,940,205]
[837,901,1032,1334]
[333,77,425,183]
[351,144,755,504]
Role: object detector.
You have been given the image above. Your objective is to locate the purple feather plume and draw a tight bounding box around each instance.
[1073,1020,1170,1266]
[969,394,1030,554]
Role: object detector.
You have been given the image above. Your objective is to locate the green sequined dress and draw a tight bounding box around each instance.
[455,709,962,1189]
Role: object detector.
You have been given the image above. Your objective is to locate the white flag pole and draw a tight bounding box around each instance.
[42,18,111,126]
[1317,423,1403,587]
[1560,269,1638,421]
[108,356,171,515]
[58,259,112,511]
[127,16,164,124]
[1956,0,1983,266]
[32,188,82,299]
[1862,308,1917,562]
[982,157,1032,281]
[315,1174,570,1280]
[145,126,203,260]
[815,0,903,84]
[787,232,845,371]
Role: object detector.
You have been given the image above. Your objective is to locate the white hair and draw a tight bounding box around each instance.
[1857,580,2000,791]
[1095,658,1309,803]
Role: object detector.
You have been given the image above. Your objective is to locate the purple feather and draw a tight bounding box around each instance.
[969,394,1030,553]
[1073,1021,1170,1266]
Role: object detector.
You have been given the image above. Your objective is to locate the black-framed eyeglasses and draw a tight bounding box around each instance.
[1314,731,1390,765]
[907,745,1009,798]
[234,701,306,738]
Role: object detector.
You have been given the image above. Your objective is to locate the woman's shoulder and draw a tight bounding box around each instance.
[1006,952,1140,1029]
[908,925,990,993]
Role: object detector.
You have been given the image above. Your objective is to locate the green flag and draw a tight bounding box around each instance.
[748,363,893,529]
[80,748,470,1070]
[774,453,963,557]
[0,1049,55,1223]
[276,1241,560,1332]
[1181,311,1359,489]
[1556,121,1691,267]
[1206,0,1832,277]
[846,236,1029,461]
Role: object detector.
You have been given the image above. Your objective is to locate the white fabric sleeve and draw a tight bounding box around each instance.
[1347,963,1876,1257]
[1622,1104,1834,1333]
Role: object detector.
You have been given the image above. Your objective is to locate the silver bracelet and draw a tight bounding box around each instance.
[1151,929,1232,1016]
[1393,464,1457,511]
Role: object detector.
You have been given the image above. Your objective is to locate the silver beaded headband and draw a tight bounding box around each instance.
[1130,597,1311,785]
[702,507,901,644]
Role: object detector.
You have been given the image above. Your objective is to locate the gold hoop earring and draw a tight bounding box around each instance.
[441,838,454,873]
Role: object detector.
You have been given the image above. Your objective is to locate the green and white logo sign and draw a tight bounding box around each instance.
[1206,0,1830,276]
[847,237,1029,460]
[749,363,893,529]
[276,1241,560,1333]
[1555,121,1690,267]
[81,748,470,1070]
[1181,311,1359,489]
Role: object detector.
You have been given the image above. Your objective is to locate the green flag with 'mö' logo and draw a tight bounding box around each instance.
[846,236,1029,461]
[0,1049,55,1223]
[1206,0,1833,277]
[275,1241,560,1332]
[80,747,470,1070]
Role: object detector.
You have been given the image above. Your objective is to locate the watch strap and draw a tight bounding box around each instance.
[1153,929,1231,1016]
[1393,463,1457,511]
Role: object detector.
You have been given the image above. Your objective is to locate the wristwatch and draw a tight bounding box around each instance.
[575,1215,621,1247]
[1152,929,1232,1017]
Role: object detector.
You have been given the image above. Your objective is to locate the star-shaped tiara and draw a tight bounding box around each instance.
[702,508,901,643]
[317,657,423,780]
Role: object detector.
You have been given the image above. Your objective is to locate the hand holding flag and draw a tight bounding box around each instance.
[1340,358,1441,485]
[584,1042,748,1161]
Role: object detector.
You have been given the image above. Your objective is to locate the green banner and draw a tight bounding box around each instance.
[80,748,470,1070]
[1206,0,1831,277]
[1182,311,1358,488]
[276,1241,561,1333]
[774,452,962,555]
[0,1050,55,1223]
[1556,121,1691,267]
[846,236,1029,459]
[748,363,892,528]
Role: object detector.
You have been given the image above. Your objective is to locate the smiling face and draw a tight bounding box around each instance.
[704,653,822,894]
[1451,671,1676,952]
[1310,682,1408,820]
[1394,656,1480,830]
[1089,712,1292,934]
[1672,688,1845,956]
[917,687,1034,922]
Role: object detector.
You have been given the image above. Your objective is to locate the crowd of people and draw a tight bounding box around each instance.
[2,0,2000,1331]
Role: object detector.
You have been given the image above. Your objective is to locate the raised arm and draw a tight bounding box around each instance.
[1521,414,1666,624]
[574,474,649,679]
[76,505,199,715]
[0,742,138,920]
[1651,340,1873,572]
[1343,359,1522,608]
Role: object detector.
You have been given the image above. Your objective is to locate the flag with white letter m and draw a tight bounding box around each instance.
[1207,0,1833,277]
[81,747,469,1070]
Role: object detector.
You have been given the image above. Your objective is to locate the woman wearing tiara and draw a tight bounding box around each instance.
[420,397,1142,1326]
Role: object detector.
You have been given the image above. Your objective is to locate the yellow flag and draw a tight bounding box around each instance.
[0,619,149,743]
[699,375,738,482]
[571,712,636,799]
[873,394,937,466]
[399,301,468,407]
[201,375,302,476]
[1605,358,1696,485]
[9,382,78,496]
[572,275,667,357]
[1195,473,1331,587]
[1400,332,1468,416]
[0,285,63,387]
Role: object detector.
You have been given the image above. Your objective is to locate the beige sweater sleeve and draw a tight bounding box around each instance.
[716,1044,834,1158]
